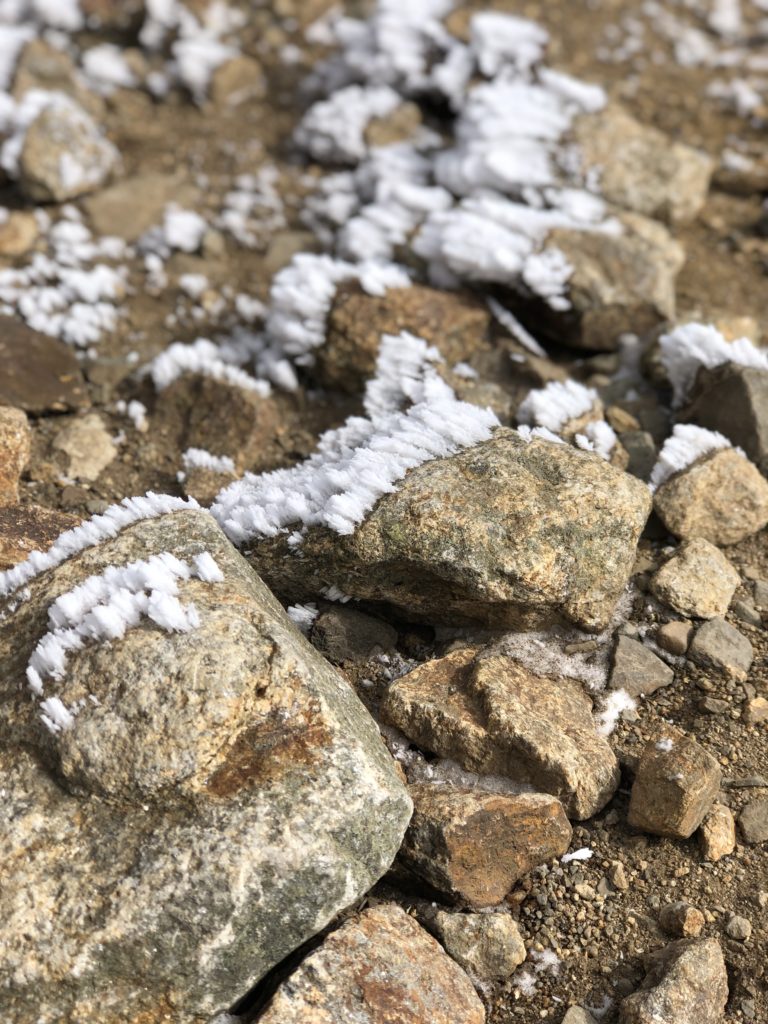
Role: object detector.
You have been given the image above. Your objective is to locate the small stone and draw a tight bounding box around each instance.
[0,210,38,256]
[608,861,630,891]
[753,579,768,610]
[653,447,768,546]
[562,1010,598,1024]
[725,915,752,942]
[659,902,705,938]
[0,319,89,414]
[53,414,117,483]
[426,909,527,982]
[698,697,730,715]
[209,54,265,106]
[84,172,199,242]
[610,635,674,697]
[619,938,728,1024]
[257,904,485,1024]
[650,538,739,619]
[182,375,279,472]
[698,803,736,862]
[622,430,657,481]
[19,101,119,202]
[0,407,30,506]
[689,618,754,681]
[732,599,762,627]
[382,648,620,820]
[739,798,768,844]
[656,620,693,656]
[310,606,397,663]
[400,785,571,907]
[0,505,79,570]
[743,697,768,725]
[628,732,721,839]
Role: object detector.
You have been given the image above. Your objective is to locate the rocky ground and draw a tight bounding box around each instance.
[0,1,767,1023]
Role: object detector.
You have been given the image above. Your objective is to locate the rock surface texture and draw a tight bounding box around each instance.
[0,509,411,1024]
[619,938,729,1024]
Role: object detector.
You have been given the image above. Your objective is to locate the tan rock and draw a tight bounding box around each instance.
[257,903,485,1024]
[183,375,280,472]
[382,647,620,819]
[83,173,199,242]
[698,803,736,862]
[0,210,38,256]
[365,100,423,147]
[743,696,768,725]
[13,39,105,119]
[53,413,117,483]
[656,620,693,655]
[424,909,526,981]
[619,939,728,1024]
[400,784,571,906]
[249,430,652,633]
[210,55,266,106]
[650,538,739,619]
[653,447,768,545]
[688,617,753,680]
[659,902,705,938]
[0,407,30,506]
[628,732,721,839]
[0,505,79,571]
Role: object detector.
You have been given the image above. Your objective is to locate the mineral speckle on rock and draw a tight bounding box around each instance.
[650,538,740,619]
[619,938,728,1024]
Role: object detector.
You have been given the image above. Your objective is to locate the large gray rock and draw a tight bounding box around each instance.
[619,938,728,1024]
[248,430,651,633]
[0,509,411,1024]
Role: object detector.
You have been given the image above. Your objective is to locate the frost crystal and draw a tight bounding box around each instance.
[649,423,735,492]
[517,379,598,433]
[659,322,768,407]
[150,338,272,395]
[182,448,236,474]
[596,688,636,736]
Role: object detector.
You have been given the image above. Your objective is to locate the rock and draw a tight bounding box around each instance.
[400,784,571,906]
[0,407,30,506]
[0,210,38,256]
[257,903,485,1024]
[726,915,752,942]
[79,0,145,29]
[622,429,657,481]
[688,618,754,681]
[181,464,238,506]
[739,798,768,844]
[608,861,629,890]
[0,509,411,1022]
[650,539,740,619]
[573,105,713,223]
[754,579,768,610]
[732,599,762,627]
[382,647,620,819]
[0,505,79,571]
[628,732,721,839]
[744,697,768,724]
[423,909,527,982]
[0,320,89,414]
[653,448,768,546]
[83,173,200,242]
[682,363,768,476]
[698,803,736,862]
[320,283,493,393]
[543,212,684,352]
[18,101,119,203]
[619,938,728,1024]
[659,902,705,938]
[310,605,398,663]
[562,1010,598,1024]
[610,635,674,697]
[657,620,693,656]
[250,430,652,633]
[209,54,266,106]
[13,39,105,120]
[53,413,117,483]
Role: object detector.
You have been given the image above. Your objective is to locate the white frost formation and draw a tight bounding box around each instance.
[517,379,598,432]
[212,331,499,543]
[151,338,272,395]
[182,448,236,474]
[649,423,736,492]
[659,322,768,406]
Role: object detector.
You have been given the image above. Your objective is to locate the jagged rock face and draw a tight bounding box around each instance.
[0,509,412,1024]
[619,938,729,1024]
[247,430,651,633]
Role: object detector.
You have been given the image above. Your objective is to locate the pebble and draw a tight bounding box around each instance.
[739,798,768,845]
[688,617,754,681]
[725,915,752,942]
[698,803,737,862]
[656,619,693,655]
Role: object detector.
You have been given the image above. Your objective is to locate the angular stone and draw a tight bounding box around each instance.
[650,539,740,620]
[19,101,119,203]
[424,909,526,982]
[744,696,768,724]
[544,212,684,352]
[320,283,492,393]
[0,210,38,256]
[682,363,768,476]
[653,448,768,546]
[698,803,736,862]
[53,413,117,483]
[688,618,754,680]
[622,429,657,481]
[0,319,89,414]
[619,938,728,1024]
[257,904,485,1023]
[0,509,411,1023]
[400,784,571,906]
[628,732,721,839]
[249,430,652,633]
[659,902,705,938]
[310,605,398,664]
[656,620,693,656]
[83,172,200,242]
[181,463,238,506]
[0,505,79,571]
[610,635,674,697]
[562,1010,598,1024]
[739,798,768,844]
[210,54,266,106]
[574,105,713,223]
[725,915,752,942]
[0,407,30,506]
[382,648,620,819]
[13,39,105,120]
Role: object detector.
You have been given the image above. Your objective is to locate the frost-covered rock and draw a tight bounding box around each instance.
[257,904,485,1024]
[572,104,714,223]
[0,508,411,1023]
[238,428,650,633]
[382,647,620,819]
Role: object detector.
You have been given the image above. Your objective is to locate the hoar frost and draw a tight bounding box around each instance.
[649,423,737,492]
[659,322,768,406]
